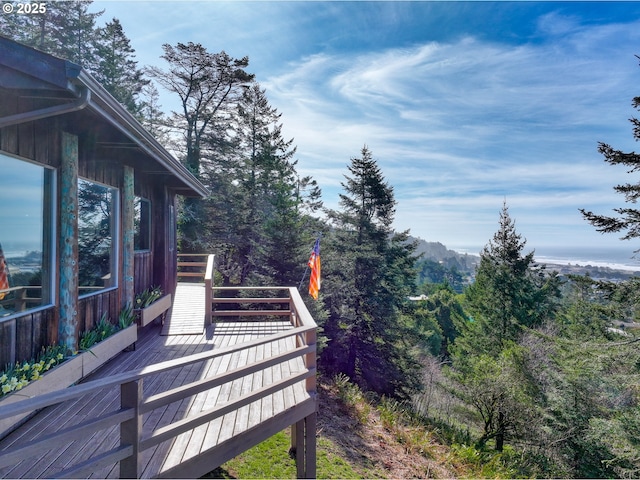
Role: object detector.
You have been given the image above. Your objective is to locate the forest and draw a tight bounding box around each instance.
[2,3,640,477]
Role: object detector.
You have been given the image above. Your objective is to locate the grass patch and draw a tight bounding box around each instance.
[202,430,365,479]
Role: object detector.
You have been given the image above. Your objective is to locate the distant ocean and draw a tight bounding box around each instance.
[454,245,640,272]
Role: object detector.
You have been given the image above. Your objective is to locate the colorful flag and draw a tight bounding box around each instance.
[307,237,321,300]
[0,243,8,301]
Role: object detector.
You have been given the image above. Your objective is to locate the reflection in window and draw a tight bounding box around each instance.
[78,179,118,295]
[134,197,151,251]
[0,153,53,317]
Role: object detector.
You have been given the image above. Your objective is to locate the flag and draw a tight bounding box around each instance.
[0,243,8,301]
[307,237,321,300]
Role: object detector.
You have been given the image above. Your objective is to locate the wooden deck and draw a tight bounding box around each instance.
[0,294,317,478]
[161,283,205,336]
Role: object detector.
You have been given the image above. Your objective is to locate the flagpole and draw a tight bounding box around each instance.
[298,263,310,291]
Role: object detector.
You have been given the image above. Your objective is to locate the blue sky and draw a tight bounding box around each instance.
[96,1,640,261]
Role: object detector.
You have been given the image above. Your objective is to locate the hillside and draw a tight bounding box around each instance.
[410,236,479,274]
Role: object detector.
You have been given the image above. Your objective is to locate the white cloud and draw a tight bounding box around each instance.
[260,13,640,253]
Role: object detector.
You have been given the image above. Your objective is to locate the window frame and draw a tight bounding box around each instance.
[77,177,120,299]
[0,151,56,320]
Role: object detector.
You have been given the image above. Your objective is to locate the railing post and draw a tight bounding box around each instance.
[120,379,142,478]
[204,254,214,325]
[292,414,317,479]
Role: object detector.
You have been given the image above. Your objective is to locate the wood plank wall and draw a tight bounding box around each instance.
[0,92,170,366]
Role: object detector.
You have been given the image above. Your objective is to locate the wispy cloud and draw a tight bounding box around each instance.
[98,1,640,256]
[262,10,640,252]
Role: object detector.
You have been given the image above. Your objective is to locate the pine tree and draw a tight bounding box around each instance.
[0,0,103,70]
[147,42,254,176]
[147,42,254,253]
[321,146,421,397]
[581,56,640,245]
[451,202,561,451]
[93,18,148,115]
[197,84,321,286]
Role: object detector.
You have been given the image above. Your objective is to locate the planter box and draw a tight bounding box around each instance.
[81,324,137,377]
[136,294,172,327]
[0,325,137,439]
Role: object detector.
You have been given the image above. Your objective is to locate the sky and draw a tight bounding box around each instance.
[94,1,640,263]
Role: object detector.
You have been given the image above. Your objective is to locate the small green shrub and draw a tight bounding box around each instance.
[135,286,162,308]
[119,303,135,329]
[0,344,66,397]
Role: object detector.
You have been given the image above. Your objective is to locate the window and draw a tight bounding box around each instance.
[134,196,151,251]
[78,179,118,296]
[0,153,54,317]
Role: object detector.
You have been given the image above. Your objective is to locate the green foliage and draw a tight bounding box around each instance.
[93,18,149,115]
[135,286,162,309]
[320,147,422,398]
[118,303,135,329]
[450,444,521,478]
[581,59,640,241]
[334,373,372,424]
[416,258,465,293]
[0,344,66,397]
[79,313,115,350]
[79,312,129,351]
[449,203,562,453]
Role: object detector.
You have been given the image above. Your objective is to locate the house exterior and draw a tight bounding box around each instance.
[0,36,207,366]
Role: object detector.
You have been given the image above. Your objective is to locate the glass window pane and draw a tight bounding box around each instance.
[134,197,151,251]
[0,153,53,317]
[78,179,118,295]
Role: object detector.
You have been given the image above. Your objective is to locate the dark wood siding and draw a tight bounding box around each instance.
[134,251,153,295]
[0,307,57,367]
[78,289,119,334]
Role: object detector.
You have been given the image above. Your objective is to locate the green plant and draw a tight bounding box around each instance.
[135,286,163,309]
[333,373,371,424]
[119,303,135,329]
[79,329,99,351]
[79,313,117,351]
[0,344,66,397]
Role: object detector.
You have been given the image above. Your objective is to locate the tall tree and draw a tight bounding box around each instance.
[147,42,254,252]
[321,146,421,397]
[0,1,103,69]
[581,56,640,246]
[147,42,254,176]
[199,84,321,286]
[451,202,561,450]
[93,18,148,115]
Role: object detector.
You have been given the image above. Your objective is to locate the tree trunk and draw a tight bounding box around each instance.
[495,410,505,452]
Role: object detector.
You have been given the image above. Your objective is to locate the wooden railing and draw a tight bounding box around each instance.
[0,286,42,313]
[177,253,209,282]
[0,285,317,479]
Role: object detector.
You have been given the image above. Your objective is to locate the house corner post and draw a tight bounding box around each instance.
[59,131,79,354]
[122,165,135,307]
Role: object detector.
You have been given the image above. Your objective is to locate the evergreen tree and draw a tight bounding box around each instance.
[198,84,321,286]
[147,42,254,252]
[451,202,561,451]
[581,56,640,246]
[457,202,560,358]
[147,42,254,176]
[321,146,421,397]
[139,83,171,146]
[0,1,102,70]
[93,18,148,115]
